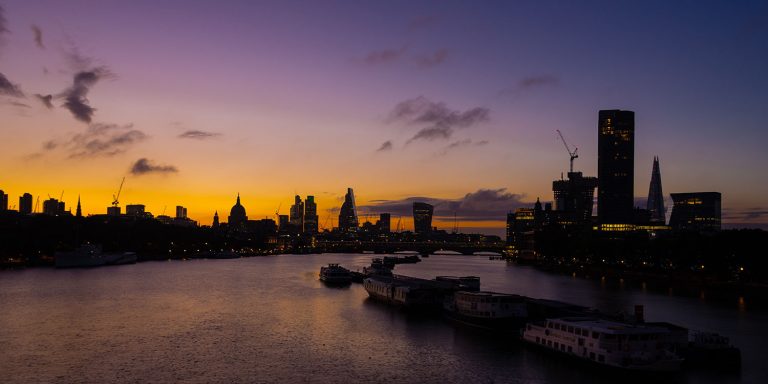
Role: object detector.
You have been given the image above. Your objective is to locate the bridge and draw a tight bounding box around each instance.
[317,240,506,256]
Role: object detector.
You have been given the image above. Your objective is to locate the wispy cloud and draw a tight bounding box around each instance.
[437,138,489,155]
[39,123,147,158]
[130,158,178,175]
[361,46,407,65]
[0,5,9,36]
[0,72,24,97]
[34,93,53,108]
[4,100,30,108]
[415,49,449,68]
[499,74,560,97]
[178,130,221,140]
[58,67,112,123]
[376,140,393,152]
[388,96,490,143]
[31,25,44,49]
[359,188,529,222]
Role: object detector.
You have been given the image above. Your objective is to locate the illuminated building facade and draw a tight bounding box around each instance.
[338,188,358,233]
[552,171,598,224]
[669,192,721,232]
[598,109,634,224]
[413,202,434,234]
[290,195,305,232]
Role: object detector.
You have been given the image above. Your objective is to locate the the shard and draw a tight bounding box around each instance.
[646,156,665,224]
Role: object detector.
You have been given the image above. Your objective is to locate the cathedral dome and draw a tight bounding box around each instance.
[228,194,247,226]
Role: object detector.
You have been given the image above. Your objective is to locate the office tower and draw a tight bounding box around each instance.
[669,192,721,231]
[338,188,359,232]
[598,109,635,224]
[290,195,305,232]
[378,213,391,233]
[126,204,146,216]
[413,202,434,234]
[42,198,62,215]
[552,171,598,224]
[0,190,7,211]
[278,215,289,232]
[646,156,665,224]
[76,196,82,217]
[304,196,319,234]
[212,211,219,227]
[19,193,33,214]
[176,206,188,219]
[228,193,248,227]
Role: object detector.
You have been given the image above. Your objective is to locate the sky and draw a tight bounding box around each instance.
[1,0,767,235]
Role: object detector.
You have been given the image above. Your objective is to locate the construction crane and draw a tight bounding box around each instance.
[556,129,578,173]
[112,177,125,207]
[451,211,459,234]
[34,196,40,213]
[395,215,402,233]
[275,202,282,221]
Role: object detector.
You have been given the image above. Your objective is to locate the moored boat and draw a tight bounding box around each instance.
[55,244,137,268]
[522,317,684,372]
[443,291,528,333]
[319,263,352,284]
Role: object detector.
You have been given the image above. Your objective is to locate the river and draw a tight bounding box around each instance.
[0,254,764,383]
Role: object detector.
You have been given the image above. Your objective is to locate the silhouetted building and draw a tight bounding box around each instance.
[278,215,289,232]
[126,204,146,216]
[228,193,248,228]
[553,171,598,225]
[19,193,33,214]
[290,195,305,232]
[212,211,220,228]
[506,208,537,256]
[42,198,64,216]
[413,202,434,234]
[76,196,82,218]
[107,206,121,216]
[176,206,188,219]
[0,190,8,211]
[377,213,391,233]
[338,188,358,233]
[598,109,635,225]
[646,156,665,224]
[304,195,319,234]
[669,192,721,232]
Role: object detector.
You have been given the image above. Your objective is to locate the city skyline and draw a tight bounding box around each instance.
[2,1,768,233]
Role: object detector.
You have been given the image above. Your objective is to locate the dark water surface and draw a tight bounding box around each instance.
[0,254,764,383]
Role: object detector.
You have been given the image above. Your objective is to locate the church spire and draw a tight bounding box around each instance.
[76,195,82,218]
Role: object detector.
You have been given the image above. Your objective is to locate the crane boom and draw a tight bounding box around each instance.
[112,177,125,207]
[556,129,579,173]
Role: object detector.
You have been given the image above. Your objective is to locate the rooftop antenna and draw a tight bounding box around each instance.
[556,129,579,173]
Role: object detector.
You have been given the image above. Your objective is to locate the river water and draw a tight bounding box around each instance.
[0,254,764,383]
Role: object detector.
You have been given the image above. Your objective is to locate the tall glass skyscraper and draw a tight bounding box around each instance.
[646,156,665,224]
[597,109,635,224]
[413,202,434,234]
[338,188,358,232]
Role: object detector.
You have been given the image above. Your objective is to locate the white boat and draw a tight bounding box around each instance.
[444,291,528,332]
[319,264,352,284]
[55,244,137,268]
[522,317,683,372]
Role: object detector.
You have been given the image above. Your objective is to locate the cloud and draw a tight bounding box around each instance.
[388,96,490,143]
[0,72,24,97]
[130,158,178,175]
[722,207,768,221]
[359,188,529,222]
[4,100,30,108]
[0,5,8,36]
[499,74,560,97]
[42,123,147,158]
[31,25,44,49]
[377,140,393,152]
[437,139,488,155]
[361,47,407,65]
[59,67,112,123]
[34,93,53,108]
[178,130,221,140]
[415,49,449,68]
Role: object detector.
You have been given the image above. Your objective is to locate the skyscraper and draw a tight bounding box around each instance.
[76,196,82,218]
[212,211,219,227]
[598,109,635,225]
[304,196,319,234]
[413,202,434,234]
[0,190,8,211]
[338,188,358,232]
[19,193,33,214]
[290,195,305,232]
[377,213,391,233]
[176,206,188,219]
[646,156,665,224]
